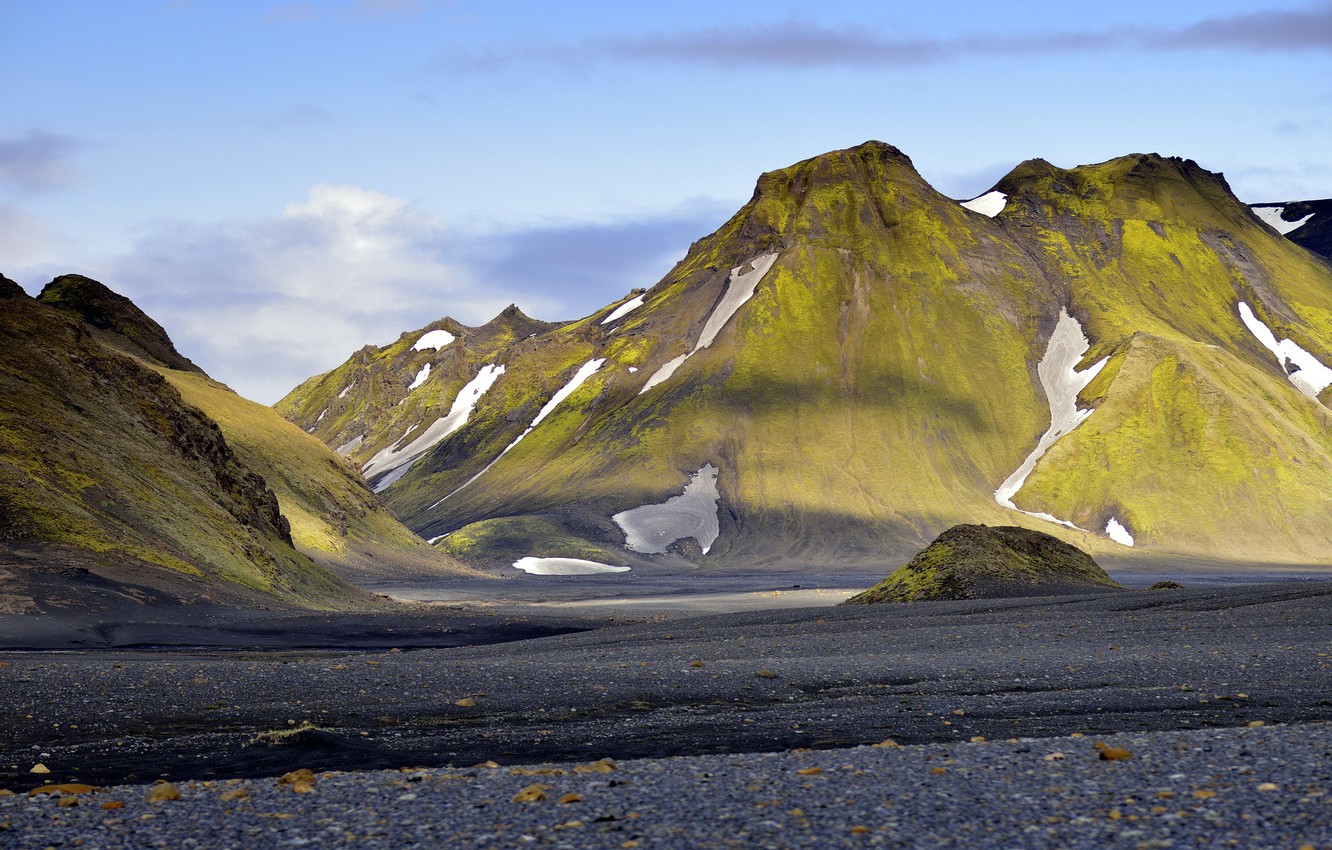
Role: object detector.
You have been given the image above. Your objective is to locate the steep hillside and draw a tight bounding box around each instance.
[1,277,468,614]
[283,142,1332,570]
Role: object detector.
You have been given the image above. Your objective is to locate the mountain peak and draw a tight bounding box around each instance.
[0,273,28,300]
[36,274,203,374]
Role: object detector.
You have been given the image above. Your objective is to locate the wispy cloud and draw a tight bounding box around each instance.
[86,186,725,403]
[437,4,1332,72]
[0,130,85,193]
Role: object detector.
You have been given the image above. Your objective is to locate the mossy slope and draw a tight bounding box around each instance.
[841,524,1122,603]
[287,142,1332,570]
[2,279,461,611]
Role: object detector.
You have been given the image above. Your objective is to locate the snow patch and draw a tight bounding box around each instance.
[601,294,646,325]
[1253,206,1314,235]
[412,329,455,351]
[338,383,354,399]
[640,253,779,394]
[430,360,606,506]
[995,309,1108,526]
[960,191,1008,218]
[427,534,447,545]
[1237,302,1332,400]
[315,408,327,423]
[362,363,505,492]
[513,557,631,575]
[336,435,363,455]
[408,363,431,391]
[613,464,721,555]
[628,366,639,373]
[1106,517,1135,547]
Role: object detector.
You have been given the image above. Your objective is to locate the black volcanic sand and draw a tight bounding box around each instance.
[4,581,1332,796]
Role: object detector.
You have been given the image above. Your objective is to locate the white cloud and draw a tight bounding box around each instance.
[103,184,525,404]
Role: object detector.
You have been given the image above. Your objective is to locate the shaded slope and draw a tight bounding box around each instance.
[37,273,203,373]
[0,291,362,611]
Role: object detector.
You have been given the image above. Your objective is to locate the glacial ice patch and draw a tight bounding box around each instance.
[960,191,1008,218]
[995,309,1108,528]
[362,363,506,492]
[413,329,456,351]
[601,294,645,325]
[613,464,721,555]
[640,253,779,394]
[1237,302,1332,400]
[513,557,631,575]
[1253,206,1314,236]
[1105,517,1135,547]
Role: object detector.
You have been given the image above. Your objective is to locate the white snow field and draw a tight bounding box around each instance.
[1105,517,1135,547]
[361,363,506,492]
[601,293,646,325]
[613,463,721,555]
[1237,302,1332,400]
[512,557,631,575]
[959,191,1008,218]
[412,329,456,351]
[408,363,431,391]
[640,253,780,394]
[995,309,1108,530]
[336,435,363,455]
[430,360,606,506]
[1252,206,1314,235]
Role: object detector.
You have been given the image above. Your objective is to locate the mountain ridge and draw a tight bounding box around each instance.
[279,141,1332,570]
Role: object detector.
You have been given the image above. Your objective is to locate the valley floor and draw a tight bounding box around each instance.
[3,578,1332,846]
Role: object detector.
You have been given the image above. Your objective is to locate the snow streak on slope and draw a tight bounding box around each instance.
[431,359,606,505]
[995,309,1108,528]
[1253,206,1314,235]
[362,363,505,492]
[613,464,721,555]
[512,557,630,575]
[601,294,645,325]
[1237,302,1332,400]
[960,191,1008,217]
[408,363,431,390]
[641,253,779,394]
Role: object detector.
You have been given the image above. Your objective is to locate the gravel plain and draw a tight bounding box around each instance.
[3,580,1332,847]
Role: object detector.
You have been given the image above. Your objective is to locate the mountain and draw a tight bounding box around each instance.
[282,142,1332,571]
[1,275,468,614]
[1249,199,1332,260]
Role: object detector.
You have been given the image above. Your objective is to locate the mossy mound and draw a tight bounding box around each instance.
[842,524,1124,604]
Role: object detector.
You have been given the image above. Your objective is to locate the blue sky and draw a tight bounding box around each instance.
[3,0,1330,402]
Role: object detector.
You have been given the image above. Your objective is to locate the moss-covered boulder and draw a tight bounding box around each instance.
[841,524,1123,604]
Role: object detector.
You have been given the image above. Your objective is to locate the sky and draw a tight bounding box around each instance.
[3,0,1331,403]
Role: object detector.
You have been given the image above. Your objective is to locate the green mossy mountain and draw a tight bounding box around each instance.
[37,273,203,374]
[841,524,1122,603]
[283,141,1332,571]
[1,278,468,613]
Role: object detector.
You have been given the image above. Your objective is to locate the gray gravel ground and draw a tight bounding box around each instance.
[3,581,1332,847]
[2,723,1330,848]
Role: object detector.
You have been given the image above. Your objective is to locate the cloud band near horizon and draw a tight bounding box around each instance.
[438,3,1332,72]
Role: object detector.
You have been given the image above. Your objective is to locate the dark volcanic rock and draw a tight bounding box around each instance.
[841,524,1123,604]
